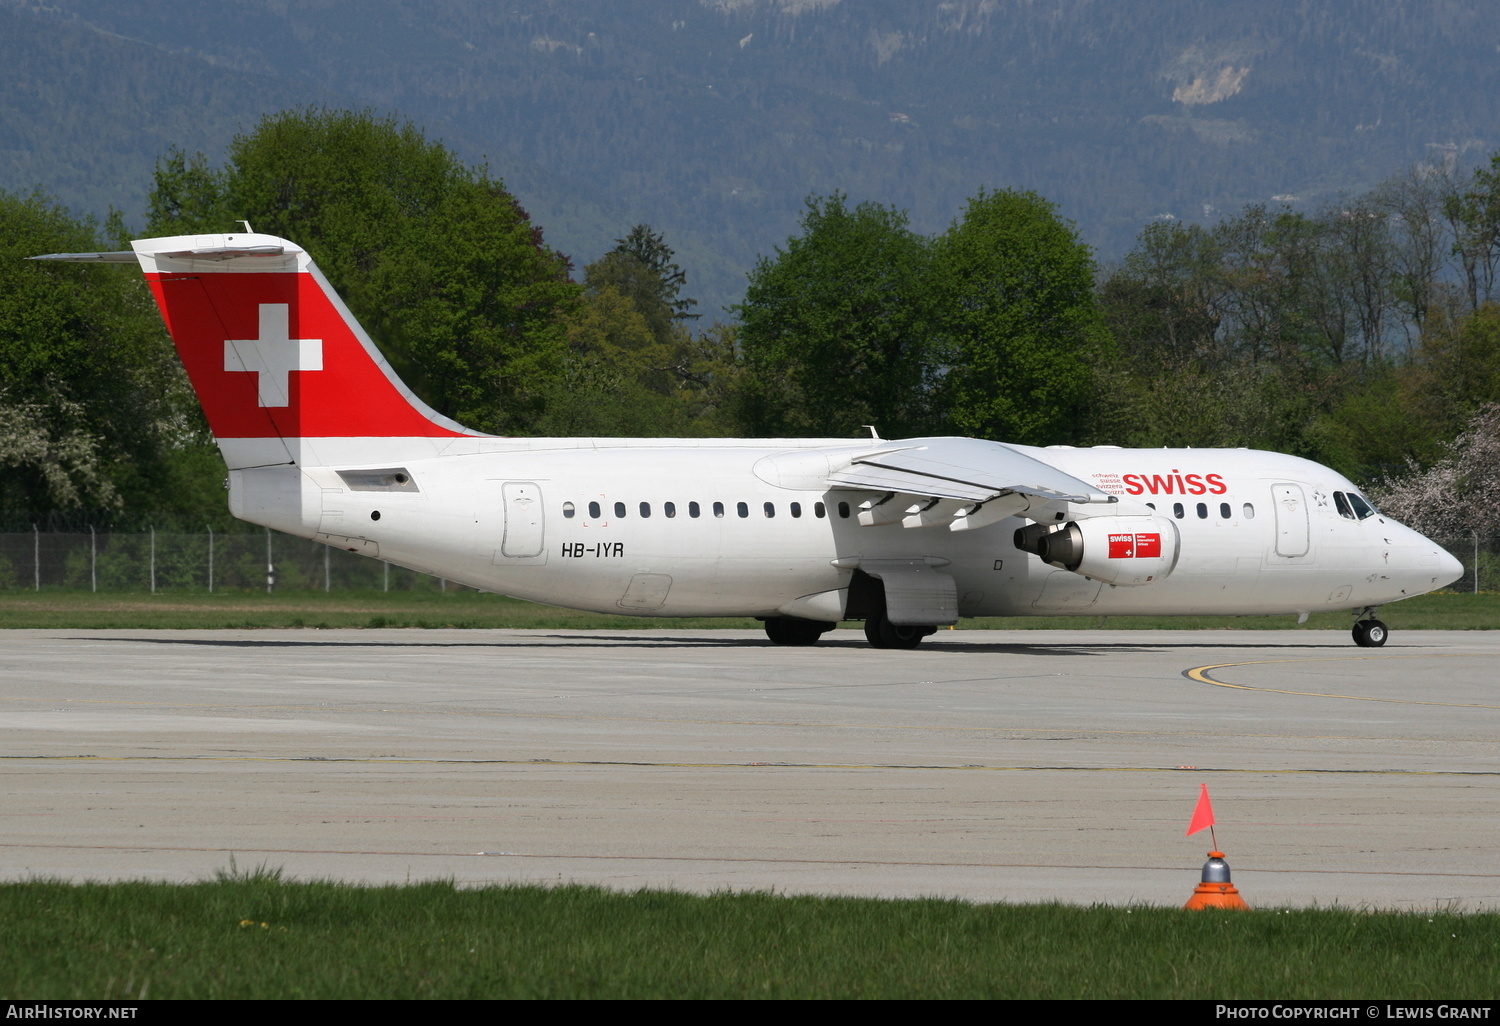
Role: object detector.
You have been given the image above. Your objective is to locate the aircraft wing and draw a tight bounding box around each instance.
[829,437,1109,503]
[823,436,1113,530]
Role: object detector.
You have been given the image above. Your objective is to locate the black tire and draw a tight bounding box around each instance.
[863,609,925,650]
[764,616,828,646]
[1353,619,1388,648]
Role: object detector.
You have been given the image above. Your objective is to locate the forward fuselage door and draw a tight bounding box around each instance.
[1271,483,1309,558]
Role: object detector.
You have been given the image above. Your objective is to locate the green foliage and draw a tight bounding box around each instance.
[610,224,698,324]
[147,108,581,434]
[1098,174,1500,479]
[539,223,733,437]
[583,252,679,351]
[737,194,938,437]
[932,189,1113,444]
[1100,221,1224,372]
[736,189,1112,442]
[0,190,221,518]
[1413,304,1500,426]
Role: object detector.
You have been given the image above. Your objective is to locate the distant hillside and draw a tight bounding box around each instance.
[5,0,1500,316]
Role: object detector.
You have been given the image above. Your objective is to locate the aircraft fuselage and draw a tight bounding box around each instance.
[237,438,1456,622]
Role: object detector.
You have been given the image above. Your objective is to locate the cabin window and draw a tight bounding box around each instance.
[815,502,826,519]
[664,501,676,518]
[838,501,851,518]
[737,501,750,518]
[563,502,575,519]
[713,501,725,518]
[639,502,651,518]
[1243,503,1255,519]
[1348,493,1377,520]
[588,501,601,519]
[1173,502,1185,519]
[790,502,802,518]
[689,501,701,518]
[763,501,775,518]
[1146,502,1156,511]
[614,501,627,518]
[1196,502,1208,519]
[1220,502,1231,520]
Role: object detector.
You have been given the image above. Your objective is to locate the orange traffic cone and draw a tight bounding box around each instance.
[1184,851,1251,910]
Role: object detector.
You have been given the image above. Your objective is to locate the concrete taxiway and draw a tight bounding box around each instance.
[2,627,1497,908]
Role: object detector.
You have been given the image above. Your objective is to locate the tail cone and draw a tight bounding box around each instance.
[1184,851,1250,910]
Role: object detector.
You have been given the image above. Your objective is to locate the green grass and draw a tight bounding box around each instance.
[2,875,1496,999]
[0,587,1494,631]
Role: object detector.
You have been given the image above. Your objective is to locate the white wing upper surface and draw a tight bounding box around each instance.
[749,435,1113,532]
[828,437,1111,505]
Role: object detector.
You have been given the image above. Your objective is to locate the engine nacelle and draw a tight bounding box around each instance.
[1014,515,1180,586]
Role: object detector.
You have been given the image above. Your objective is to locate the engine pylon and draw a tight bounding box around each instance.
[1183,851,1251,910]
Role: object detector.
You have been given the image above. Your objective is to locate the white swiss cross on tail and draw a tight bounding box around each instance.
[224,304,323,407]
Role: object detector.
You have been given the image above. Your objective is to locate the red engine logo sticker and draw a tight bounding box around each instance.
[1109,532,1162,559]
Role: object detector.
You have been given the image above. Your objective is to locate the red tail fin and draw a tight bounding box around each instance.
[133,233,482,467]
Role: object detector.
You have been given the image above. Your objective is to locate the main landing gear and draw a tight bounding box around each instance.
[762,616,835,646]
[1352,607,1388,648]
[760,612,940,649]
[863,608,937,650]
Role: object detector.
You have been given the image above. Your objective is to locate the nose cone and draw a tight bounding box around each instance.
[1402,522,1464,591]
[1437,546,1464,589]
[1381,517,1464,597]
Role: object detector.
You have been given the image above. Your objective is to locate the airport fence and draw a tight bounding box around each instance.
[1446,533,1500,595]
[0,529,467,593]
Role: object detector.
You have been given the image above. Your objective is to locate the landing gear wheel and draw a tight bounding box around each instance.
[863,609,928,650]
[1352,619,1388,648]
[764,616,830,646]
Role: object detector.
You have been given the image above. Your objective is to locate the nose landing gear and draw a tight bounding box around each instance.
[1352,607,1387,648]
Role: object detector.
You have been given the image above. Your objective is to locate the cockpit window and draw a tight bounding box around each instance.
[1334,492,1356,520]
[1348,493,1377,520]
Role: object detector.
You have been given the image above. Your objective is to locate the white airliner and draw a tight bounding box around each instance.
[37,232,1463,648]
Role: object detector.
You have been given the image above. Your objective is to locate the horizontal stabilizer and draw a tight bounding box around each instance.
[29,251,138,263]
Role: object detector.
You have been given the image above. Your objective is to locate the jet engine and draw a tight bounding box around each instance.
[1014,515,1180,586]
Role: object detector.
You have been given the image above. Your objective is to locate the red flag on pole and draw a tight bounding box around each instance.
[1186,783,1215,837]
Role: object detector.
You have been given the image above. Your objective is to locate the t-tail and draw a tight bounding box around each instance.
[36,232,489,535]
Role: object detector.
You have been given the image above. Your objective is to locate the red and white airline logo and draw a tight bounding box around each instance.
[224,304,322,408]
[145,270,465,439]
[1108,533,1162,559]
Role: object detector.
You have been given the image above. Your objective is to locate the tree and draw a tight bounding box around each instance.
[737,194,937,437]
[1373,166,1452,340]
[610,224,698,325]
[541,223,716,436]
[537,281,679,436]
[1100,220,1225,371]
[147,108,581,434]
[930,189,1111,444]
[1443,152,1500,313]
[0,190,219,518]
[582,251,678,353]
[1373,403,1500,543]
